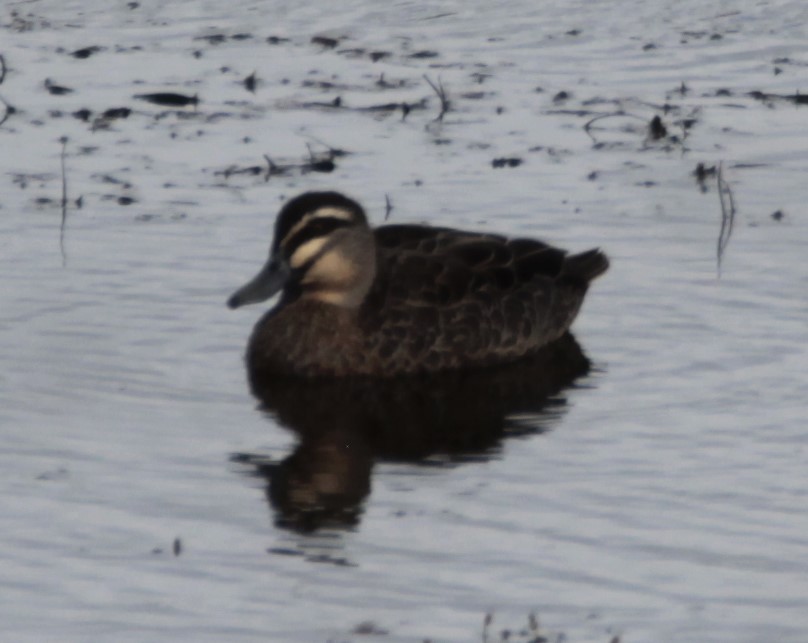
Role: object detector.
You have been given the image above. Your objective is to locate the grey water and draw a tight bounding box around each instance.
[2,1,807,641]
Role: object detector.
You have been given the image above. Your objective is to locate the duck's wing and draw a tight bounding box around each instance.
[374,224,597,306]
[361,225,608,371]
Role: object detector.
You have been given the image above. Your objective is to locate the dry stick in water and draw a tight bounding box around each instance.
[59,136,69,265]
[423,74,449,121]
[583,110,647,143]
[716,162,736,276]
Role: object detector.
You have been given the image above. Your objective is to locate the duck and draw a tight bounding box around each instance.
[228,191,608,378]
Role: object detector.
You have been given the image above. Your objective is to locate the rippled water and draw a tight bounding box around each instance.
[2,1,808,641]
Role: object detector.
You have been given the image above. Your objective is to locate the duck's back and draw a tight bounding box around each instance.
[355,225,608,374]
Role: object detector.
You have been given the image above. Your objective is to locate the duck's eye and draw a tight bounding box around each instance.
[306,218,333,236]
[284,216,352,257]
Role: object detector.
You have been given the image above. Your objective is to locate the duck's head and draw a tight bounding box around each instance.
[228,191,377,310]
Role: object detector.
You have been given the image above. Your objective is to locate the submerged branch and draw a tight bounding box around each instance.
[423,74,450,121]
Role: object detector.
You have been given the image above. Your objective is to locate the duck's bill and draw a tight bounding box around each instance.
[227,255,290,309]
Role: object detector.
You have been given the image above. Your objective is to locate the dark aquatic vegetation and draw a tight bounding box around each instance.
[134,92,199,107]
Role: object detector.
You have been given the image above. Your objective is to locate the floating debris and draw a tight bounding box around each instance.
[301,79,342,90]
[267,35,290,45]
[374,73,414,89]
[311,35,340,49]
[352,622,388,636]
[82,106,133,131]
[338,47,366,58]
[173,537,182,556]
[244,71,257,93]
[408,50,439,59]
[195,33,227,45]
[0,98,17,127]
[217,164,265,179]
[748,90,808,105]
[304,137,351,159]
[302,158,335,174]
[491,157,523,168]
[0,54,6,85]
[298,95,343,110]
[647,114,667,140]
[73,108,92,122]
[693,162,716,192]
[134,92,199,107]
[694,163,716,181]
[194,32,252,45]
[583,110,651,145]
[44,79,73,95]
[102,107,131,119]
[71,46,102,59]
[771,209,784,221]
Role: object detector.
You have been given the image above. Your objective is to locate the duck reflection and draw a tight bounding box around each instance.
[232,332,592,534]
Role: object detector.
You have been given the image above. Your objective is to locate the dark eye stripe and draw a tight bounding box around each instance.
[281,217,352,258]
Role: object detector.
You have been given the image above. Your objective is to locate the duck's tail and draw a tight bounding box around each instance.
[562,248,610,283]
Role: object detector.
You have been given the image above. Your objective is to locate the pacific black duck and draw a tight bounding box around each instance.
[228,191,608,377]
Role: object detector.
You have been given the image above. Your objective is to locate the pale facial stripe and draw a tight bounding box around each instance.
[289,236,330,269]
[281,206,355,248]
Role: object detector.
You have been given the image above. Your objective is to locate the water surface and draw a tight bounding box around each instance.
[2,1,807,641]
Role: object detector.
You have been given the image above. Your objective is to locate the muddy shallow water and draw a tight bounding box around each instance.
[2,1,808,641]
